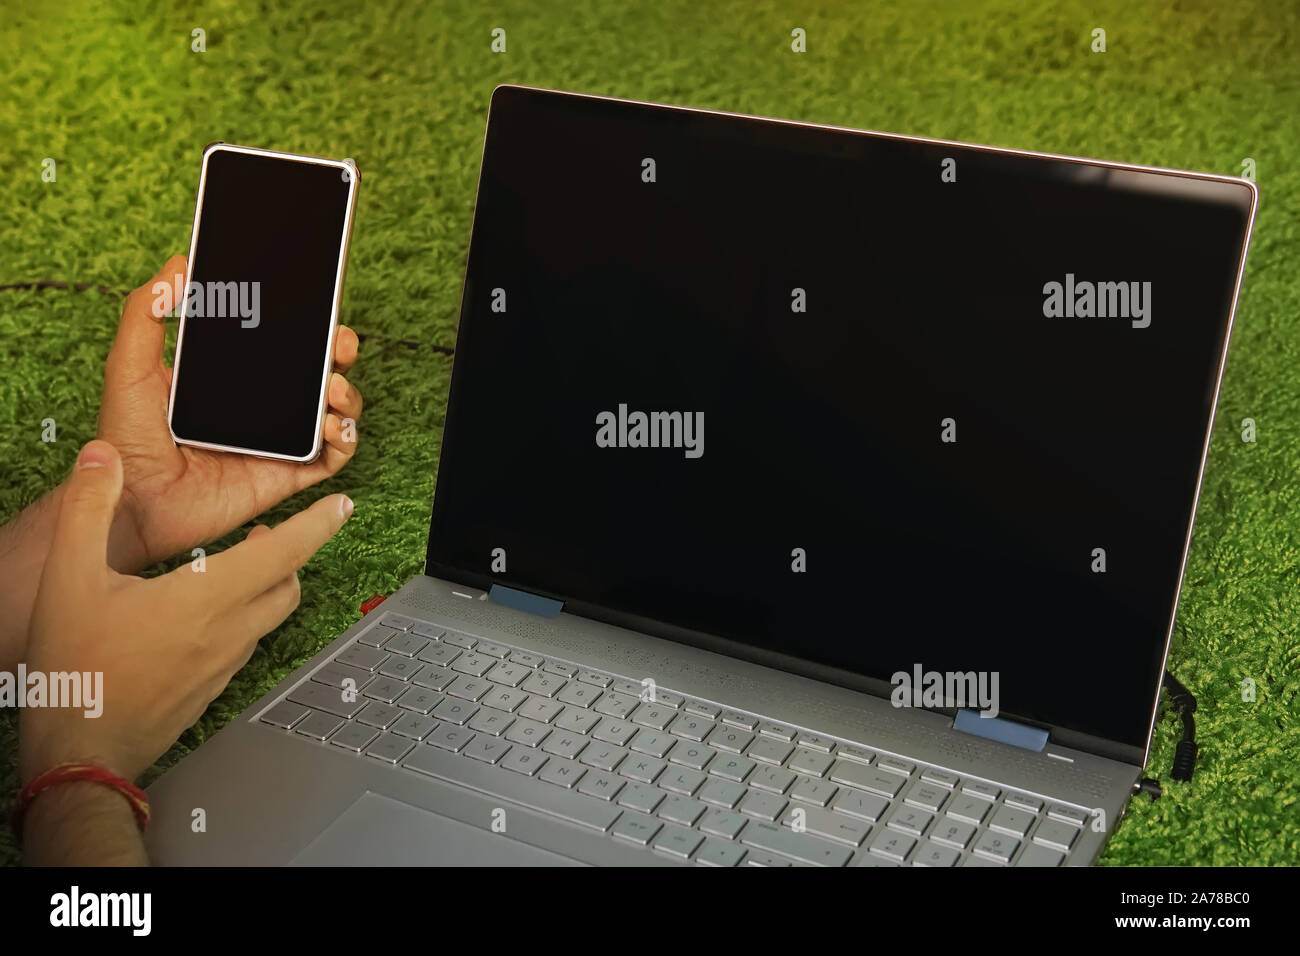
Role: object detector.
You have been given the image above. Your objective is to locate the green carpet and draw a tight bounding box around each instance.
[0,0,1296,866]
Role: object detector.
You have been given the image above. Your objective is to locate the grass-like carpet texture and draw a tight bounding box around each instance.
[0,0,1296,866]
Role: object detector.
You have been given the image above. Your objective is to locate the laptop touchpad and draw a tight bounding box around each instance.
[289,791,584,866]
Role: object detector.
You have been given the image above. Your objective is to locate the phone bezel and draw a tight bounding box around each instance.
[166,142,360,463]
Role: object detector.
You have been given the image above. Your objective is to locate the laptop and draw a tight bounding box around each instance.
[146,85,1257,867]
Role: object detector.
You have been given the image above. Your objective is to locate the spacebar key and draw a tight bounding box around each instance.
[401,743,622,832]
[741,822,853,866]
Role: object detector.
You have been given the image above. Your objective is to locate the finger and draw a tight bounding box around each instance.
[327,372,363,421]
[322,412,359,459]
[47,441,124,584]
[333,325,359,374]
[200,494,354,604]
[238,573,301,649]
[107,255,187,383]
[246,524,271,540]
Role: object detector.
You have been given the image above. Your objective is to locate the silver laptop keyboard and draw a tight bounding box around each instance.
[259,611,1090,866]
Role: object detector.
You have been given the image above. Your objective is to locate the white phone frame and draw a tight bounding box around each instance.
[166,142,359,463]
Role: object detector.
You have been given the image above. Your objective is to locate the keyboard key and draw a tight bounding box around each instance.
[554,707,600,734]
[830,789,889,823]
[542,660,578,678]
[904,782,950,813]
[668,741,716,771]
[835,745,876,765]
[462,735,511,765]
[617,783,666,815]
[795,733,833,752]
[486,661,530,687]
[721,711,758,730]
[521,672,565,698]
[313,661,375,688]
[508,651,544,668]
[1047,805,1090,827]
[708,754,756,783]
[962,781,1001,801]
[381,613,416,631]
[356,702,404,729]
[382,633,428,658]
[540,732,587,760]
[1005,793,1045,814]
[479,685,526,713]
[829,761,905,798]
[920,768,961,789]
[946,796,992,825]
[620,755,666,784]
[707,726,754,754]
[361,678,407,704]
[500,747,548,777]
[329,723,379,752]
[468,709,515,737]
[789,776,838,807]
[685,701,721,719]
[653,690,684,708]
[417,644,460,667]
[576,772,623,801]
[288,681,367,719]
[578,743,627,772]
[886,806,933,837]
[390,712,438,740]
[750,765,796,794]
[538,757,586,789]
[696,839,746,867]
[556,682,600,708]
[592,719,636,746]
[657,794,706,826]
[669,713,715,742]
[630,703,674,731]
[698,778,747,809]
[334,645,388,671]
[612,812,662,846]
[699,807,747,838]
[742,821,852,867]
[516,697,563,724]
[782,805,870,847]
[259,700,310,729]
[431,698,477,725]
[358,624,402,647]
[758,721,796,741]
[396,687,442,714]
[1033,818,1080,852]
[738,790,788,822]
[412,667,455,692]
[442,632,476,649]
[378,657,423,681]
[931,819,977,849]
[426,725,474,752]
[504,718,552,749]
[788,748,835,778]
[745,852,793,867]
[1019,843,1065,867]
[748,737,794,766]
[294,710,343,740]
[593,692,638,719]
[653,824,704,860]
[476,641,511,659]
[410,621,445,641]
[913,842,961,867]
[869,829,917,863]
[451,653,494,678]
[365,732,415,764]
[445,676,490,701]
[661,768,706,796]
[628,730,674,759]
[973,831,1020,863]
[576,670,611,687]
[989,806,1036,838]
[878,757,916,777]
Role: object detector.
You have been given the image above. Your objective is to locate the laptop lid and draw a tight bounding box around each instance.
[425,85,1256,766]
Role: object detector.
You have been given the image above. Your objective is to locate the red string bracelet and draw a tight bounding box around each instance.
[11,762,151,841]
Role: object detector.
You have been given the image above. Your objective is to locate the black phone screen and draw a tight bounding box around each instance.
[169,147,354,460]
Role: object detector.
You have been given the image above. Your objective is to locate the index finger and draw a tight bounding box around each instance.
[194,493,354,604]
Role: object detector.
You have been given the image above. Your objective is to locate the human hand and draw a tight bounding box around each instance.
[19,439,353,784]
[99,255,363,573]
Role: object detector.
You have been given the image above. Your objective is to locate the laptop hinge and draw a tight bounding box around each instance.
[953,709,1049,752]
[488,584,564,619]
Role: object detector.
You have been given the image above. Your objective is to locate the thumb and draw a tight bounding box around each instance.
[106,254,186,381]
[49,440,124,582]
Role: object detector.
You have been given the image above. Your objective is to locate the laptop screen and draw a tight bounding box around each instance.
[427,86,1255,753]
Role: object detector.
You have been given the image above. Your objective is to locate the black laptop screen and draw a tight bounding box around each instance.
[427,86,1254,752]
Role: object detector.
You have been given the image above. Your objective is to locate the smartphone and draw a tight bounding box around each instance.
[167,143,359,462]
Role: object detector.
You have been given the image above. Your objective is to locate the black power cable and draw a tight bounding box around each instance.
[1162,670,1199,782]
